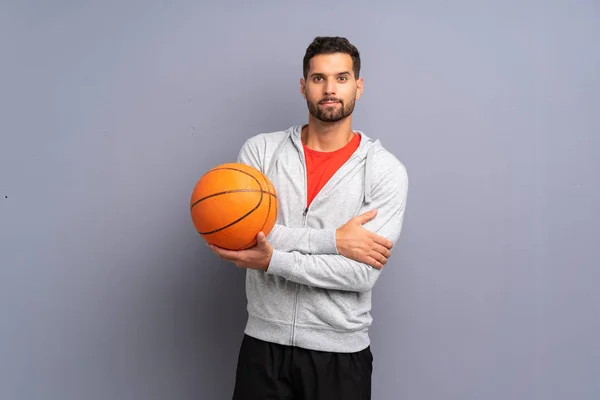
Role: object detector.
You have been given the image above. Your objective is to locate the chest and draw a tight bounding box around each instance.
[267,155,366,229]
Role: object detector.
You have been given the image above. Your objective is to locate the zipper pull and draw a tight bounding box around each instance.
[302,207,308,216]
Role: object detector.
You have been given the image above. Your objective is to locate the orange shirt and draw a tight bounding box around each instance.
[303,133,361,207]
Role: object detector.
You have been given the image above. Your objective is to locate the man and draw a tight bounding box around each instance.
[210,36,409,399]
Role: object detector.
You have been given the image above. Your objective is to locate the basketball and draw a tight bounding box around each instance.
[190,162,278,250]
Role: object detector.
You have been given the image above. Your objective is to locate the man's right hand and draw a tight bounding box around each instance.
[335,210,393,270]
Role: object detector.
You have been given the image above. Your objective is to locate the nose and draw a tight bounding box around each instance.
[324,78,336,95]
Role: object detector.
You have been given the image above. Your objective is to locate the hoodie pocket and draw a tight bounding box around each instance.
[296,287,372,331]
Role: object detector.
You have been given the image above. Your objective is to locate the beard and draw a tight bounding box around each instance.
[306,94,356,123]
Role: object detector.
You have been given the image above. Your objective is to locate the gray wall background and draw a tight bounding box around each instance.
[1,1,599,399]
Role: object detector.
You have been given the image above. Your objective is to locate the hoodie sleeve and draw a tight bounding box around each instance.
[237,138,339,255]
[266,163,408,293]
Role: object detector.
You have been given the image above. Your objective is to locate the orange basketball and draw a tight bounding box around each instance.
[190,162,278,250]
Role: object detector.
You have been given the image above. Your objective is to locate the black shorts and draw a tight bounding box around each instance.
[232,334,373,400]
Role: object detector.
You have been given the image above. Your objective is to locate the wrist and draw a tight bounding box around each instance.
[335,228,346,256]
[264,248,273,271]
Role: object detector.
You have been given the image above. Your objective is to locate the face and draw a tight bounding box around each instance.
[300,53,363,123]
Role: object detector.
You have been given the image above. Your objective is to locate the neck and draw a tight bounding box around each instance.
[301,116,354,152]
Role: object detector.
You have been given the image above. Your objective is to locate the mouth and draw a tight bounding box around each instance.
[319,100,340,106]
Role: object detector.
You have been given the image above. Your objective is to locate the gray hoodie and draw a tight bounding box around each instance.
[236,124,408,353]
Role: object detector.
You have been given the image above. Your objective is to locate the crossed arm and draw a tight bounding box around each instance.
[210,173,407,293]
[265,209,393,268]
[208,140,408,293]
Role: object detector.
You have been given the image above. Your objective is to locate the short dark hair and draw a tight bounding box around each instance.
[302,36,361,79]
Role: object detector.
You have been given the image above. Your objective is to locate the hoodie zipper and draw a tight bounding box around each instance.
[290,141,362,346]
[290,154,309,346]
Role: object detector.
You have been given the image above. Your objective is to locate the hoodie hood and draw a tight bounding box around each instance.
[266,125,379,204]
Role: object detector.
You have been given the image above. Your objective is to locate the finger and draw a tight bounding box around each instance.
[369,250,388,267]
[210,245,239,261]
[256,231,267,246]
[354,209,378,225]
[364,256,384,270]
[371,234,393,250]
[372,243,391,259]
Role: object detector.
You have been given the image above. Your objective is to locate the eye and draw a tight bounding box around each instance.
[338,76,347,82]
[313,76,323,82]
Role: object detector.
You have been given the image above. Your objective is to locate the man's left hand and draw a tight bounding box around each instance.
[209,232,273,271]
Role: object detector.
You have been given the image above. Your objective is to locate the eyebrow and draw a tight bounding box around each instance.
[310,71,352,78]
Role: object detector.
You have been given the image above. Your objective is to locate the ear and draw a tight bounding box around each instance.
[355,77,364,100]
[300,78,307,99]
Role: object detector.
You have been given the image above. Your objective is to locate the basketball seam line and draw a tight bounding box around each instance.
[190,188,277,210]
[239,173,276,249]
